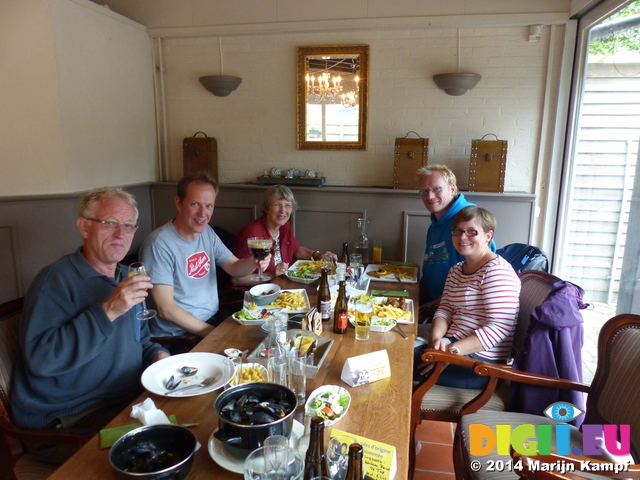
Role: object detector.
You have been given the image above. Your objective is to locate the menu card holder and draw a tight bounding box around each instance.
[330,428,397,480]
[340,350,390,387]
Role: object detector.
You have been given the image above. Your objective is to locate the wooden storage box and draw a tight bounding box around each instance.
[183,132,218,178]
[393,133,428,190]
[468,138,507,193]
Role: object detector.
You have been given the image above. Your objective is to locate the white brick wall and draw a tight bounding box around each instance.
[159,24,563,192]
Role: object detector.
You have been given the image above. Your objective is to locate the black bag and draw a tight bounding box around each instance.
[497,243,548,273]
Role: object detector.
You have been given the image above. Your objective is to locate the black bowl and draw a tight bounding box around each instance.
[109,424,197,480]
[214,382,297,459]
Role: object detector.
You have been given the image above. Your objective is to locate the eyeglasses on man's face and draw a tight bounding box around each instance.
[451,228,479,237]
[418,185,447,196]
[84,217,138,234]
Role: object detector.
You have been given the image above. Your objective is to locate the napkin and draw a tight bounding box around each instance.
[99,415,177,449]
[131,398,171,426]
[371,289,409,297]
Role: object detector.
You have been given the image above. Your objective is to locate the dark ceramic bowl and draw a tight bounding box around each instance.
[109,424,197,480]
[213,382,297,459]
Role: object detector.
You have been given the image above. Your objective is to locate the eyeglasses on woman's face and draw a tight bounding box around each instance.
[451,228,479,237]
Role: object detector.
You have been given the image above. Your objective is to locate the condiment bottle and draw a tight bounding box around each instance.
[296,412,314,455]
[317,267,332,323]
[303,416,329,480]
[344,443,365,480]
[333,280,348,334]
[341,242,350,266]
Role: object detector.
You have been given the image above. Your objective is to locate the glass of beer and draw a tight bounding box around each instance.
[128,262,157,321]
[354,297,373,341]
[247,237,272,282]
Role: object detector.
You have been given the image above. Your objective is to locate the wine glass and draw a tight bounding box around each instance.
[247,237,272,282]
[128,262,157,321]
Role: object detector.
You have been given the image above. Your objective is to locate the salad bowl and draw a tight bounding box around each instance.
[304,385,351,425]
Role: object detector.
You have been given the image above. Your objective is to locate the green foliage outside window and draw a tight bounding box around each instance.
[589,0,640,55]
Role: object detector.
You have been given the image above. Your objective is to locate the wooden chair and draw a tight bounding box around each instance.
[454,313,640,480]
[0,298,93,480]
[511,452,640,480]
[409,271,559,476]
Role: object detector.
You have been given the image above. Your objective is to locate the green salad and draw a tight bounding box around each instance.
[235,308,262,320]
[307,390,350,421]
[287,267,319,279]
[372,318,396,326]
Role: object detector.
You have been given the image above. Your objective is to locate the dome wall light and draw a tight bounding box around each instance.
[432,29,481,96]
[199,38,242,97]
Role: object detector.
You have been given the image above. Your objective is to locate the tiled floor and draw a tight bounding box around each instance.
[413,420,456,480]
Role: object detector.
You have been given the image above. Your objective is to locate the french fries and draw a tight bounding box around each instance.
[294,260,334,274]
[373,304,412,321]
[266,291,308,311]
[230,364,268,385]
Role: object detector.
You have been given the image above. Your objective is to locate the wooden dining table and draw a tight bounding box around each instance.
[48,274,419,480]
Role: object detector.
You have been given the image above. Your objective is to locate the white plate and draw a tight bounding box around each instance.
[244,289,310,313]
[141,352,230,397]
[348,316,397,332]
[208,420,303,474]
[348,296,414,325]
[285,261,322,284]
[363,264,418,283]
[305,385,351,426]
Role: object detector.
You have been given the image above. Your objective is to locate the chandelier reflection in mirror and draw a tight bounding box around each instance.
[305,57,360,108]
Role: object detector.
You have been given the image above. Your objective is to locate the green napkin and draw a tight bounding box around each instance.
[371,289,410,297]
[99,414,177,448]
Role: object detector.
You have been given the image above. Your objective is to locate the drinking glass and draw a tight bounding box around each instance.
[267,350,288,387]
[287,348,306,402]
[224,356,242,390]
[248,237,273,282]
[244,445,304,480]
[127,262,157,321]
[349,254,363,283]
[326,435,356,480]
[354,297,372,341]
[372,240,383,264]
[264,435,290,476]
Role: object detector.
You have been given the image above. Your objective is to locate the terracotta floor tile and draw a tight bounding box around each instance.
[415,420,455,445]
[414,471,455,480]
[415,442,455,472]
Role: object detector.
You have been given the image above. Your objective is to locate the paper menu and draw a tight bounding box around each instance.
[330,428,397,480]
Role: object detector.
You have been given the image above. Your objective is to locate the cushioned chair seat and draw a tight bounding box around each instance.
[420,381,508,415]
[13,455,57,480]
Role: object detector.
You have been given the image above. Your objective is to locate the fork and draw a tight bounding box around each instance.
[394,273,407,292]
[165,375,217,395]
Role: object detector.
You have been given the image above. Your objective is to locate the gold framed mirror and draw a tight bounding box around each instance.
[296,45,369,150]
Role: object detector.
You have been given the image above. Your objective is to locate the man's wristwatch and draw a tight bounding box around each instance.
[449,345,460,355]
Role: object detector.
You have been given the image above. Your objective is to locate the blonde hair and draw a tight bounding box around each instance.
[417,164,458,195]
[78,187,138,222]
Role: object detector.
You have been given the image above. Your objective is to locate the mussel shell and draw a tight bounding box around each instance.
[180,366,198,376]
[166,375,182,390]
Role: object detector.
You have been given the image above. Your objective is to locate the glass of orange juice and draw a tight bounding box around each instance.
[372,240,382,264]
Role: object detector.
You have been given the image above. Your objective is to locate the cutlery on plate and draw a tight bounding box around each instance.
[394,323,408,339]
[165,375,217,395]
[393,273,407,292]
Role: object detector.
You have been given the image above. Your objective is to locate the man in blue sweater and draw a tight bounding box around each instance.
[418,165,495,320]
[11,187,169,464]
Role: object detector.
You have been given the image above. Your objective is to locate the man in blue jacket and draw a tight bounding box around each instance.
[11,187,169,464]
[418,165,496,319]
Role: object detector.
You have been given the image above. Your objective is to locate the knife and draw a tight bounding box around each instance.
[394,323,408,339]
[393,273,407,292]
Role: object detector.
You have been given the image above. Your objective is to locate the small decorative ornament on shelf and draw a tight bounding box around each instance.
[257,167,325,186]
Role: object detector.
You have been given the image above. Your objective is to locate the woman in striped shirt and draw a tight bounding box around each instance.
[416,205,521,388]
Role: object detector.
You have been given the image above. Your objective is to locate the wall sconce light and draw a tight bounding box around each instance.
[529,25,543,42]
[432,29,481,96]
[199,38,242,97]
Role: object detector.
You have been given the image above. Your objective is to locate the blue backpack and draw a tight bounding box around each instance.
[496,243,549,273]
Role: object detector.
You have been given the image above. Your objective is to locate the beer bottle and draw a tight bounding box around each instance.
[317,267,331,323]
[344,443,365,480]
[333,280,348,334]
[303,416,329,480]
[341,242,350,266]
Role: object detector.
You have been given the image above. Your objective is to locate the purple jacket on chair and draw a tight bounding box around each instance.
[507,280,589,427]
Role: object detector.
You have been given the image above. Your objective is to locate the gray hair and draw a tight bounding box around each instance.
[417,164,458,195]
[261,185,298,214]
[78,187,139,222]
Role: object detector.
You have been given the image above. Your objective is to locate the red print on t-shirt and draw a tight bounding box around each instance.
[187,252,210,278]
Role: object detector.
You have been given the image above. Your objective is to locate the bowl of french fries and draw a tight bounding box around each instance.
[264,290,309,313]
[226,362,269,387]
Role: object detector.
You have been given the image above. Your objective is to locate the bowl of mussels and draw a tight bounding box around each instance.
[213,382,297,459]
[109,424,197,480]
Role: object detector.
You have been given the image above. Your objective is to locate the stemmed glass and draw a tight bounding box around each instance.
[128,262,157,321]
[247,237,272,282]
